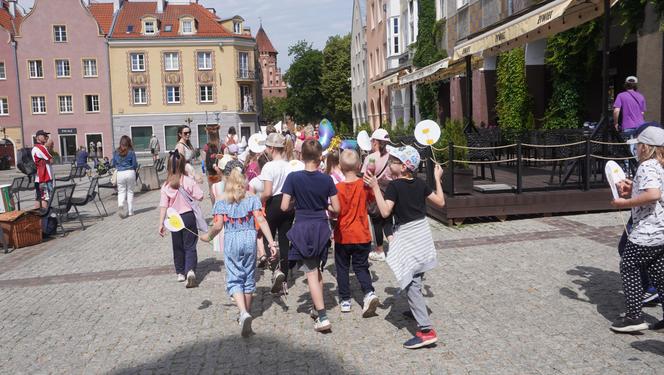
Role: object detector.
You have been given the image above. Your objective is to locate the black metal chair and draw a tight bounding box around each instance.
[56,166,87,183]
[9,176,24,210]
[38,184,84,236]
[153,157,165,173]
[71,177,107,220]
[467,131,497,181]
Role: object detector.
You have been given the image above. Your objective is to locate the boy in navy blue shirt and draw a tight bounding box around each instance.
[281,140,340,332]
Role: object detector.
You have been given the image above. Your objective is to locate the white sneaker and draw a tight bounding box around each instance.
[177,274,186,282]
[117,205,125,218]
[185,270,198,288]
[314,316,331,332]
[340,300,352,313]
[239,311,253,337]
[369,251,386,262]
[362,292,379,318]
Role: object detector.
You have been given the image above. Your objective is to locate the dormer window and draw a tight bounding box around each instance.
[179,17,196,35]
[233,21,242,34]
[142,18,158,35]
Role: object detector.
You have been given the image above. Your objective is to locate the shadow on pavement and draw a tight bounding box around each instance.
[559,266,624,322]
[631,339,664,356]
[196,257,222,284]
[110,336,356,374]
[381,286,433,336]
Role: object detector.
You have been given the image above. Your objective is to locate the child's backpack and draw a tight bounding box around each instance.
[205,143,219,174]
[17,148,37,175]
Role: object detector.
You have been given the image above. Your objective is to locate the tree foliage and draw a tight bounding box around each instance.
[618,0,664,34]
[413,0,446,121]
[283,41,325,124]
[321,34,353,133]
[262,96,287,124]
[496,48,533,136]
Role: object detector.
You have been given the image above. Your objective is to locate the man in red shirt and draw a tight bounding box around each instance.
[31,130,53,206]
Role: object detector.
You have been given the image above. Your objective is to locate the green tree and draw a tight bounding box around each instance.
[283,41,325,123]
[321,34,352,133]
[262,96,288,124]
[413,0,446,121]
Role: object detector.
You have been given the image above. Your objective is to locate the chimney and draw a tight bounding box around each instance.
[8,0,16,17]
[112,0,123,13]
[157,0,164,13]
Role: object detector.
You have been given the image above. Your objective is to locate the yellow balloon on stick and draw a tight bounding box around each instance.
[164,208,202,238]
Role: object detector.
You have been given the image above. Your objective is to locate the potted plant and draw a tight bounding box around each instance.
[434,118,474,195]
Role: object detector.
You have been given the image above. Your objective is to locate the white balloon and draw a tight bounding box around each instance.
[414,120,441,146]
[605,160,626,200]
[357,130,372,151]
[248,133,267,154]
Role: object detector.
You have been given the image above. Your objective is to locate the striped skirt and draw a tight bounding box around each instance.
[386,218,438,290]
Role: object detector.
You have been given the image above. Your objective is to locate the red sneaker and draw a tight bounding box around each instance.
[403,329,438,349]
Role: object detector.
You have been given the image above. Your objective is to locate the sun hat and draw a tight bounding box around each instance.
[227,144,239,154]
[625,76,638,84]
[387,145,420,172]
[370,128,391,142]
[627,126,664,146]
[265,132,286,147]
[216,154,232,171]
[223,159,244,176]
[248,133,267,153]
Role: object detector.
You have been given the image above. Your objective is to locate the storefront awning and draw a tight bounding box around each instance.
[452,0,619,60]
[370,72,400,89]
[399,58,451,86]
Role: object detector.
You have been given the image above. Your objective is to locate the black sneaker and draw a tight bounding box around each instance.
[643,291,660,307]
[610,316,649,333]
[650,320,664,330]
[271,271,285,294]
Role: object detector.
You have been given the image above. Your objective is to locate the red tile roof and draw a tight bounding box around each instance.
[111,1,251,39]
[256,26,277,54]
[0,1,21,35]
[89,2,114,35]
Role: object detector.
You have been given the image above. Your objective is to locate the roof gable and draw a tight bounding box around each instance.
[89,3,114,35]
[256,25,277,54]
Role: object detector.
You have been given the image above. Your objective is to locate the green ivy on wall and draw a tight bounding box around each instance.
[413,0,446,121]
[543,21,600,130]
[496,47,533,136]
[618,0,664,34]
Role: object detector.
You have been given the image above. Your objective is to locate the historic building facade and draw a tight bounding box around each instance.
[256,25,286,99]
[365,0,389,129]
[350,0,368,130]
[15,0,113,162]
[108,0,258,153]
[0,0,23,163]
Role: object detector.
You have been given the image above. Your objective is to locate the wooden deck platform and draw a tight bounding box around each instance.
[426,164,614,225]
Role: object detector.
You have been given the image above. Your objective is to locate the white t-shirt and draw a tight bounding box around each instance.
[629,159,664,246]
[249,176,264,195]
[260,159,291,196]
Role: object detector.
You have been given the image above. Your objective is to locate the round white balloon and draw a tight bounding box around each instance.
[415,120,441,146]
[248,133,267,154]
[357,130,372,151]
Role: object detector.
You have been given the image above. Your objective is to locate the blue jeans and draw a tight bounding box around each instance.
[335,242,374,300]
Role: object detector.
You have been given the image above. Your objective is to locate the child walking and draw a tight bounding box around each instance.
[202,161,278,337]
[281,139,340,332]
[610,126,664,333]
[334,149,379,317]
[158,150,205,288]
[365,145,444,349]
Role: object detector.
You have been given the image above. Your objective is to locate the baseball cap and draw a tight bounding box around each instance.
[35,130,50,137]
[370,128,391,142]
[265,132,285,147]
[627,126,664,146]
[387,145,420,172]
[625,76,638,84]
[223,159,244,176]
[227,144,239,154]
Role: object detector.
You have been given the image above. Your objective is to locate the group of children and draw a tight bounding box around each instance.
[158,127,446,349]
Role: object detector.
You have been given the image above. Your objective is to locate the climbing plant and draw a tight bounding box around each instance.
[543,21,600,130]
[496,48,533,136]
[413,0,446,121]
[618,0,664,34]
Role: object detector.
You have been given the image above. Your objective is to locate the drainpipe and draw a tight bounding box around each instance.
[105,40,115,151]
[12,39,25,148]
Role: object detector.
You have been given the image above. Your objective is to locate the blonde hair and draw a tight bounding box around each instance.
[339,149,360,173]
[224,168,247,204]
[284,137,295,161]
[638,144,664,165]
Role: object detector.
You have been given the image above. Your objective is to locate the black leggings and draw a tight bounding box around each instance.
[265,194,295,277]
[371,214,393,247]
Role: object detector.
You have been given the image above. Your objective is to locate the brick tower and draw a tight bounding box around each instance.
[256,25,287,98]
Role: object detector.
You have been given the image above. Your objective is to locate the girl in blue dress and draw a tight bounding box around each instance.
[202,160,278,337]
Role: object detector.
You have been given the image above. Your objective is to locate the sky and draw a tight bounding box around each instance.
[17,0,354,72]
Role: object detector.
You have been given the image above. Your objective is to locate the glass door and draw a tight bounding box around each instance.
[59,135,77,163]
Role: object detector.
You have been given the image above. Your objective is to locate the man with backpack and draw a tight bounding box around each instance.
[31,130,54,207]
[614,76,647,145]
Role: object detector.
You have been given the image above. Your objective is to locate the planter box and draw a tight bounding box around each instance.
[443,168,474,195]
[0,210,42,249]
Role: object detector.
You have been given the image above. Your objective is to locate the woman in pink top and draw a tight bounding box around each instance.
[158,150,205,288]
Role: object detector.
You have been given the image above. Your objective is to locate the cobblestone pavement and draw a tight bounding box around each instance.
[1,182,663,374]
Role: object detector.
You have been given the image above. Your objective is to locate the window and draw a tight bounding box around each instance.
[164,24,173,32]
[58,95,73,113]
[233,21,241,34]
[166,86,180,104]
[53,25,67,42]
[130,53,145,72]
[85,95,100,112]
[393,17,399,34]
[0,98,7,115]
[28,60,43,78]
[197,52,212,70]
[238,52,249,77]
[0,62,5,79]
[163,52,179,71]
[394,36,399,54]
[144,20,156,35]
[164,125,180,150]
[31,96,46,114]
[55,59,70,78]
[130,126,152,152]
[199,85,213,103]
[181,19,193,34]
[392,18,400,55]
[83,59,97,77]
[133,87,148,105]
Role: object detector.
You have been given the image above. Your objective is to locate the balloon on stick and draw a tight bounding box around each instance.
[604,160,628,233]
[248,133,267,154]
[356,130,372,152]
[415,120,442,164]
[318,119,335,149]
[164,208,201,237]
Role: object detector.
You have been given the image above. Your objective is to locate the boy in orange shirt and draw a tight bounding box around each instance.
[333,149,379,317]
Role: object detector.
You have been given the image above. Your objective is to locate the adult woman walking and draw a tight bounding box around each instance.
[201,125,223,205]
[175,125,195,172]
[112,135,138,217]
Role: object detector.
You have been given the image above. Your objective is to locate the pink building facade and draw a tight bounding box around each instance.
[0,0,23,164]
[366,0,388,129]
[15,0,112,162]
